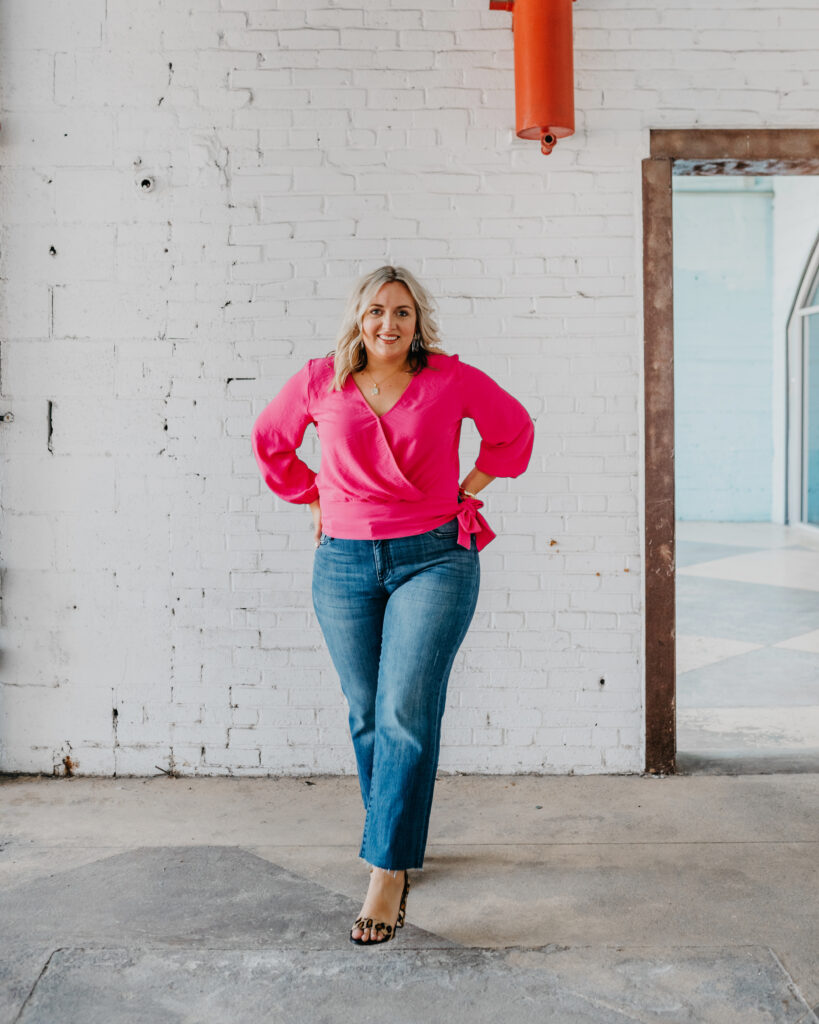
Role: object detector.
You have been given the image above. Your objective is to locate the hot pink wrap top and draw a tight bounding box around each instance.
[251,352,534,551]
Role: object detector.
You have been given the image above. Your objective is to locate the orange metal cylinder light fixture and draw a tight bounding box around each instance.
[490,0,577,155]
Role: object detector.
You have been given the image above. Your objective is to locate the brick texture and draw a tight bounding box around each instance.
[2,0,815,776]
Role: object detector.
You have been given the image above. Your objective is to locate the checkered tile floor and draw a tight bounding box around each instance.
[676,521,819,769]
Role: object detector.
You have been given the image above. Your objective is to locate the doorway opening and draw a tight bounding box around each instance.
[642,129,819,775]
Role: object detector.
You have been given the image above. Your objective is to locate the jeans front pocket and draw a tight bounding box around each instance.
[429,518,459,539]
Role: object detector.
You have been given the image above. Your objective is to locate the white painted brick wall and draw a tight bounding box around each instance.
[2,0,816,777]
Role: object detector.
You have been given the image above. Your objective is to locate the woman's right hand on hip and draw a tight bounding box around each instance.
[309,499,322,547]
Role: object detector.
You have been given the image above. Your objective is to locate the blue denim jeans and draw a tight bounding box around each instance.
[312,517,480,870]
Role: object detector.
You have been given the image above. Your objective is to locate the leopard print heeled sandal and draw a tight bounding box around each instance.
[349,870,410,946]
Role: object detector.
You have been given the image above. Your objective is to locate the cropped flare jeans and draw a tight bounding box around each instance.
[311,516,480,870]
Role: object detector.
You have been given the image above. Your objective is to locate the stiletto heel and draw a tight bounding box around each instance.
[350,870,410,945]
[395,869,410,929]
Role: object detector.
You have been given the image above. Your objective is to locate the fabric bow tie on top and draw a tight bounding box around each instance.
[455,492,496,552]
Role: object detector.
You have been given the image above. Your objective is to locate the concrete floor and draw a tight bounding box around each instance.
[1,773,818,1023]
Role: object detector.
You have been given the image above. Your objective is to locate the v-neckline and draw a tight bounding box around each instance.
[350,368,419,420]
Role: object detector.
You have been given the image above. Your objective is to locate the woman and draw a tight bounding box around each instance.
[251,266,534,945]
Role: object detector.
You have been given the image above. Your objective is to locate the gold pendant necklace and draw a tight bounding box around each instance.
[363,362,407,396]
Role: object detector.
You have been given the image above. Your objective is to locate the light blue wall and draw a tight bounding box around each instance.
[673,179,774,521]
[807,313,819,524]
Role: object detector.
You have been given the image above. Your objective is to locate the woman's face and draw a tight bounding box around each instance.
[360,281,418,365]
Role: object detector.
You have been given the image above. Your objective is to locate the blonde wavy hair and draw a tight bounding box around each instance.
[330,265,445,390]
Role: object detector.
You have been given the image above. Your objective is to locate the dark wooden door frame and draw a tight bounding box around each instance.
[642,129,819,775]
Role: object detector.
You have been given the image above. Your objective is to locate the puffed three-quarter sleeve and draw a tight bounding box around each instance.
[459,360,535,478]
[251,361,320,504]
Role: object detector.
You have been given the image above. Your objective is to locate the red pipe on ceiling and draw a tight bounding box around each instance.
[490,0,577,155]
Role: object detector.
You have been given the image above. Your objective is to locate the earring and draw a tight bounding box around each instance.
[411,332,421,352]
